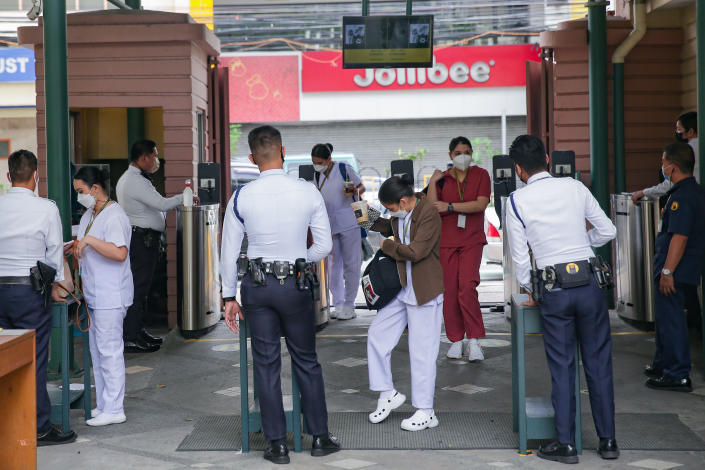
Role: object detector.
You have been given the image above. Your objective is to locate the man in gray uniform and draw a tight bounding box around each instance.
[116,140,184,353]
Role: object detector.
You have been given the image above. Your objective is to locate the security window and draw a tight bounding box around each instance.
[0,139,10,157]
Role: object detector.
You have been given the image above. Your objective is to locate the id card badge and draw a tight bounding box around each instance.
[457,214,466,229]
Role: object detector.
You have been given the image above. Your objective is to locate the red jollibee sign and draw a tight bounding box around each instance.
[301,44,539,92]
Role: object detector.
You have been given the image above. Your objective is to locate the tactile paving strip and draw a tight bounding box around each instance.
[176,412,705,451]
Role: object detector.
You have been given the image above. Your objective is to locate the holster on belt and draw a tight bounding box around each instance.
[295,258,320,301]
[30,261,57,309]
[248,258,267,286]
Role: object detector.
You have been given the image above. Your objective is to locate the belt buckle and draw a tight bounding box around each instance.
[272,261,289,285]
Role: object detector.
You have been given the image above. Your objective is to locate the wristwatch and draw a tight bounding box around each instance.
[448,203,454,213]
[661,268,672,276]
[223,297,236,302]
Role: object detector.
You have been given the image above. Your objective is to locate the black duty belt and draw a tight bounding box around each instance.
[0,276,32,285]
[538,257,613,292]
[132,226,162,236]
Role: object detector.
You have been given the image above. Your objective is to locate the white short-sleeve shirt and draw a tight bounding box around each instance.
[78,203,134,310]
[316,163,362,235]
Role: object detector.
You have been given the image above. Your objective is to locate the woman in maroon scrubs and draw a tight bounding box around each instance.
[427,136,491,362]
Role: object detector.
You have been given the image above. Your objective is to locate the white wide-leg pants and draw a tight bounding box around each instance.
[367,294,443,409]
[89,307,127,414]
[329,228,362,309]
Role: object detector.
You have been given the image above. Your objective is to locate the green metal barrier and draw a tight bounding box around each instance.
[511,294,582,455]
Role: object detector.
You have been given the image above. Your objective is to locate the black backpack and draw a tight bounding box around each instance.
[361,249,402,310]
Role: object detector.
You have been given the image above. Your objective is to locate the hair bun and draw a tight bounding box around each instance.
[326,143,333,153]
[398,173,414,186]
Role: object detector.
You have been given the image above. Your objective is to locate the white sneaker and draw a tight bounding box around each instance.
[86,412,126,426]
[446,340,465,359]
[337,306,357,321]
[400,409,439,431]
[90,408,102,418]
[369,391,406,424]
[330,307,339,319]
[467,339,484,362]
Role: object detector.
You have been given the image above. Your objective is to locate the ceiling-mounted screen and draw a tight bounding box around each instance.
[342,15,434,69]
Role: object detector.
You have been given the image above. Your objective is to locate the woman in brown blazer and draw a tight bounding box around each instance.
[365,174,444,432]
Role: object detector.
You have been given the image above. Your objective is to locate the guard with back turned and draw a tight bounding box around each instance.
[220,125,340,464]
[505,135,619,464]
[644,142,705,392]
[0,149,77,445]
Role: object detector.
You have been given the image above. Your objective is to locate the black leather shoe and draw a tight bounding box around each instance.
[311,434,341,457]
[124,338,160,353]
[141,329,163,346]
[263,442,290,464]
[37,426,77,446]
[644,364,663,378]
[598,438,620,459]
[646,376,692,392]
[537,441,578,464]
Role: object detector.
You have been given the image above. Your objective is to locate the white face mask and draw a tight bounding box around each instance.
[452,154,474,171]
[33,171,39,188]
[77,192,96,210]
[313,164,327,173]
[389,209,407,218]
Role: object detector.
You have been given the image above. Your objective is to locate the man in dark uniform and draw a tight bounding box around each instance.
[220,125,340,464]
[645,142,705,392]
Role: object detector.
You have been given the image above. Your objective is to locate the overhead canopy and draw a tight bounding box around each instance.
[1,1,591,50]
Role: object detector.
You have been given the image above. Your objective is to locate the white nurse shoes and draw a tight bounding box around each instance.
[467,338,484,362]
[337,306,357,320]
[329,307,339,319]
[400,409,439,431]
[90,408,102,419]
[369,391,406,424]
[86,412,126,426]
[446,340,465,359]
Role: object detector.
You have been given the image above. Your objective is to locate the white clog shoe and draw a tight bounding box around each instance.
[90,408,102,419]
[86,412,126,427]
[368,391,405,424]
[400,409,439,431]
[337,306,357,320]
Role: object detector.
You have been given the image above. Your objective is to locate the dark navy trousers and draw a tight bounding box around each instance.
[241,273,329,442]
[0,284,52,433]
[652,281,691,380]
[539,278,616,445]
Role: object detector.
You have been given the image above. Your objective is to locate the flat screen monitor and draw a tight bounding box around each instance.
[342,15,434,69]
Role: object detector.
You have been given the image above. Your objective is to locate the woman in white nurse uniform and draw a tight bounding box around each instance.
[73,166,133,426]
[311,143,366,320]
[364,174,444,431]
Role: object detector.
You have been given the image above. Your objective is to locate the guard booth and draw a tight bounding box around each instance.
[18,10,232,328]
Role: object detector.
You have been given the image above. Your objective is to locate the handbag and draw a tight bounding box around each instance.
[361,249,402,310]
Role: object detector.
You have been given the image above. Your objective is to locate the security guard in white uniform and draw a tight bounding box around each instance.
[221,125,340,464]
[0,149,77,445]
[505,135,618,465]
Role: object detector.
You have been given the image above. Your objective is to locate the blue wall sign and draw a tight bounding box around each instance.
[0,48,35,83]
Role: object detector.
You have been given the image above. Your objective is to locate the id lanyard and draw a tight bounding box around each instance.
[401,199,419,244]
[317,165,333,191]
[84,199,111,235]
[454,169,469,229]
[80,199,110,276]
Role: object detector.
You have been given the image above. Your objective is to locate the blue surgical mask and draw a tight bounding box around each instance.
[662,164,673,182]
